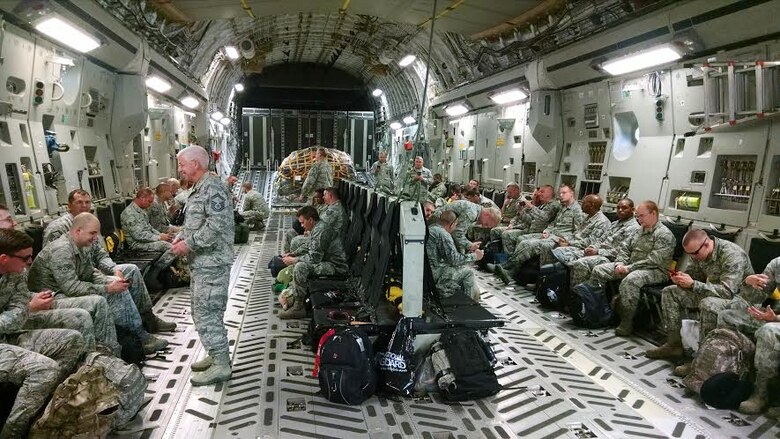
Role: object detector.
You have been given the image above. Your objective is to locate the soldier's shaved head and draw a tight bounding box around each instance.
[682,228,708,247]
[135,187,154,199]
[71,212,99,231]
[439,210,458,226]
[242,182,252,191]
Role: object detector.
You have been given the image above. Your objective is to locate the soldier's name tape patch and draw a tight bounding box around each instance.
[211,192,227,212]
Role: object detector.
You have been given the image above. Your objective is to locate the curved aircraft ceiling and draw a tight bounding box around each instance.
[93,0,673,117]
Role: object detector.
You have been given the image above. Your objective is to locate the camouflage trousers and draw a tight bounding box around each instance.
[467,225,491,245]
[128,241,177,269]
[289,235,310,255]
[293,261,341,300]
[5,328,86,381]
[112,263,154,315]
[283,229,299,253]
[567,255,610,286]
[191,265,230,358]
[375,178,394,195]
[490,226,508,242]
[589,263,668,318]
[661,285,734,341]
[26,295,112,353]
[501,231,540,253]
[551,246,585,265]
[700,295,752,342]
[97,287,145,339]
[751,322,780,377]
[506,237,557,270]
[718,307,765,340]
[0,344,60,439]
[433,266,479,301]
[242,211,267,229]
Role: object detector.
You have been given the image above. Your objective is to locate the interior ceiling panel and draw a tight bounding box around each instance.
[168,0,545,35]
[93,0,676,117]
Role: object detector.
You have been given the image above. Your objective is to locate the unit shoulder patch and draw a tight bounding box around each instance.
[211,192,227,212]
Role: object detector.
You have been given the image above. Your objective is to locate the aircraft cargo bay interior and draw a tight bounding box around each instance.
[1,1,780,438]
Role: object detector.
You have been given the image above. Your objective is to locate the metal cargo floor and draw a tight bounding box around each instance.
[111,211,780,439]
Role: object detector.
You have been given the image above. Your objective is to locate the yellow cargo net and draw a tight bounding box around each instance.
[275,146,355,196]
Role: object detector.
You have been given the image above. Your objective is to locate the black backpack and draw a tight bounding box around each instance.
[568,283,614,329]
[115,326,144,366]
[535,263,569,310]
[316,328,376,405]
[431,330,501,401]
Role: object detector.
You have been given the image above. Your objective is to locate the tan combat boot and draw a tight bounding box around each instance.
[279,297,306,319]
[191,354,232,386]
[191,355,213,372]
[646,332,684,359]
[740,376,771,414]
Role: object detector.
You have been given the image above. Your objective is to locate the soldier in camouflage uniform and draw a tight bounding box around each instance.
[428,174,447,203]
[588,200,675,336]
[240,182,270,230]
[546,194,610,264]
[173,145,235,386]
[0,343,63,439]
[501,185,560,253]
[283,189,326,254]
[30,213,169,354]
[562,198,640,286]
[148,182,179,233]
[427,211,484,300]
[551,195,613,264]
[488,183,522,241]
[279,206,348,319]
[400,156,433,203]
[299,147,333,202]
[43,189,175,332]
[493,185,584,283]
[0,228,117,353]
[320,187,347,233]
[122,188,178,287]
[433,200,502,253]
[647,229,753,367]
[370,150,394,195]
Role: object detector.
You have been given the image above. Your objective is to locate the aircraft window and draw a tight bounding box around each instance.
[5,76,25,95]
[611,112,639,161]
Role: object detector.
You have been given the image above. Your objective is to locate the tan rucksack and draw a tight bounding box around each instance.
[683,328,755,394]
[28,364,120,439]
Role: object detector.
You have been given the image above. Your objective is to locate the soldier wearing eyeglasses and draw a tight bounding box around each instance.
[646,228,753,374]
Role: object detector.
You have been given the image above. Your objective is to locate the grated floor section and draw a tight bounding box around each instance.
[113,211,780,439]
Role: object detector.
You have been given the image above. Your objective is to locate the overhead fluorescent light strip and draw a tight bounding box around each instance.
[211,111,224,121]
[221,117,231,126]
[389,122,403,130]
[399,55,416,67]
[403,116,416,124]
[35,17,101,53]
[180,96,199,109]
[601,45,681,76]
[372,89,383,97]
[490,89,527,104]
[234,83,245,92]
[445,104,469,116]
[145,76,171,93]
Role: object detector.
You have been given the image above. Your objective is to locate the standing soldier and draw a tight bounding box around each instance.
[298,147,333,202]
[172,145,235,386]
[401,156,433,203]
[240,182,270,231]
[371,150,394,194]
